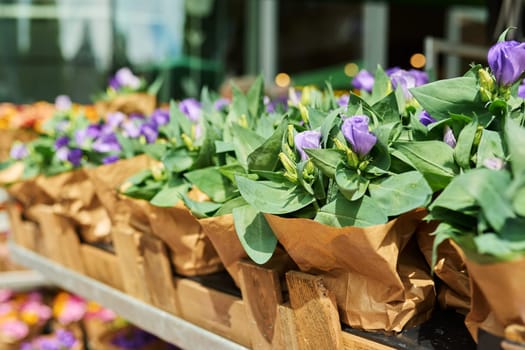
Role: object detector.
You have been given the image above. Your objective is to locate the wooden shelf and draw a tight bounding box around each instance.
[0,270,50,290]
[8,241,248,350]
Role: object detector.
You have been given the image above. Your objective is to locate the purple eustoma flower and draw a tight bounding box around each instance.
[352,70,374,93]
[337,94,350,107]
[341,115,377,157]
[92,133,121,153]
[103,155,120,164]
[67,149,83,166]
[214,98,230,111]
[122,120,141,138]
[419,110,437,126]
[151,108,170,127]
[107,112,126,129]
[10,143,28,160]
[140,122,159,144]
[408,69,429,86]
[294,130,322,161]
[179,98,202,122]
[443,126,457,148]
[109,67,141,90]
[488,40,525,86]
[389,69,418,100]
[54,95,72,111]
[54,136,70,150]
[518,79,525,98]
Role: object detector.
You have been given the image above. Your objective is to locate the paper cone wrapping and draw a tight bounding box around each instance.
[417,222,470,313]
[265,209,436,332]
[464,257,525,341]
[32,169,111,243]
[95,93,156,118]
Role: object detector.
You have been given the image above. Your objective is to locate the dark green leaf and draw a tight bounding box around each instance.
[236,175,315,214]
[184,166,235,203]
[248,122,287,171]
[233,205,277,264]
[335,163,369,201]
[454,120,478,169]
[314,193,387,227]
[504,116,525,177]
[306,148,345,177]
[368,171,432,216]
[232,124,266,168]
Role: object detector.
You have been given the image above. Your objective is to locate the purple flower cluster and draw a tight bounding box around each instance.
[341,115,377,157]
[351,67,429,99]
[10,143,28,160]
[20,329,78,350]
[111,328,157,349]
[54,136,83,166]
[418,110,436,126]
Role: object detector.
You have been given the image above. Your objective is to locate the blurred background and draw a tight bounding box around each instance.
[0,0,516,104]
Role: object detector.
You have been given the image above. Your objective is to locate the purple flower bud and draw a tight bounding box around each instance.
[10,143,28,160]
[92,133,121,153]
[54,95,72,111]
[337,94,350,107]
[389,69,418,100]
[483,157,505,170]
[67,149,83,166]
[419,110,436,126]
[294,130,322,161]
[103,155,120,164]
[110,67,141,90]
[151,108,169,127]
[352,70,374,93]
[214,98,230,111]
[488,40,525,86]
[140,122,159,144]
[408,69,429,86]
[107,112,126,129]
[54,136,70,150]
[341,115,377,157]
[443,126,457,148]
[519,79,525,98]
[122,120,141,138]
[56,329,77,348]
[179,98,202,122]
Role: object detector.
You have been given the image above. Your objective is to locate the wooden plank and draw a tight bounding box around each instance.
[176,276,251,347]
[286,271,344,350]
[112,226,151,302]
[81,244,124,291]
[238,259,283,350]
[341,333,396,350]
[139,233,180,315]
[6,203,39,252]
[273,303,299,350]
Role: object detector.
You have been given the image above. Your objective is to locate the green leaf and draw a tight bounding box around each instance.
[147,74,164,95]
[320,107,343,145]
[236,175,315,214]
[232,124,266,168]
[454,120,478,169]
[410,77,490,122]
[246,75,264,120]
[182,195,222,218]
[504,116,525,177]
[150,184,189,207]
[368,171,432,216]
[306,148,345,177]
[371,65,391,104]
[233,205,277,264]
[215,141,235,153]
[476,129,504,168]
[307,107,327,130]
[143,143,168,160]
[335,163,369,201]
[393,141,458,191]
[314,193,387,227]
[184,166,234,203]
[371,92,399,124]
[162,148,194,173]
[215,196,247,216]
[247,122,287,171]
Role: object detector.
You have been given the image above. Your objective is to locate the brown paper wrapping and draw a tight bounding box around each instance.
[416,221,470,313]
[95,93,156,117]
[199,214,247,285]
[265,209,436,332]
[200,214,297,287]
[464,257,525,341]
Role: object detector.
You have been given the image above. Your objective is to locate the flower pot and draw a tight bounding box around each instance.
[264,209,436,332]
